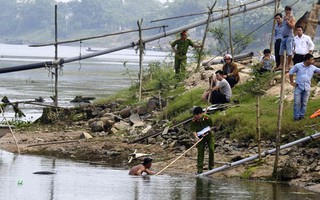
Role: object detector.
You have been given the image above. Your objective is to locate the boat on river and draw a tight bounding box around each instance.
[0,125,12,138]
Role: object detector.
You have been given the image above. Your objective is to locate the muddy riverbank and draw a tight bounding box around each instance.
[1,123,320,194]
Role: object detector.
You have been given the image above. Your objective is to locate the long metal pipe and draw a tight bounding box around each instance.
[0,0,276,74]
[199,132,320,176]
[62,0,276,63]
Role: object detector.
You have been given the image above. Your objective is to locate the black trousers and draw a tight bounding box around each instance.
[293,54,305,65]
[210,90,229,104]
[226,76,237,88]
[274,39,281,68]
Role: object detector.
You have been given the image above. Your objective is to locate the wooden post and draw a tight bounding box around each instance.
[54,5,58,107]
[273,52,286,179]
[195,1,217,72]
[227,0,234,57]
[137,19,144,102]
[269,0,281,51]
[256,95,261,159]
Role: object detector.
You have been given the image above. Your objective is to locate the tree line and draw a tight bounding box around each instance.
[0,0,316,52]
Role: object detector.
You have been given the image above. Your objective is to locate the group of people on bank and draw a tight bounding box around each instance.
[274,6,315,70]
[273,5,320,121]
[171,30,239,105]
[129,5,320,176]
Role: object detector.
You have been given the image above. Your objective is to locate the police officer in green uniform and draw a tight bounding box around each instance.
[171,30,201,77]
[190,106,215,174]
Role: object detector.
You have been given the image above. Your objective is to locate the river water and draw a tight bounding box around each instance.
[0,150,318,200]
[0,44,170,121]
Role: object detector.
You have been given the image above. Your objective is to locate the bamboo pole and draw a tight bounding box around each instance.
[269,0,281,51]
[227,0,234,57]
[200,132,320,176]
[27,140,80,147]
[150,0,263,23]
[0,106,20,154]
[137,19,144,102]
[273,52,286,179]
[155,137,204,176]
[54,5,58,107]
[29,25,168,47]
[196,1,217,72]
[256,95,261,160]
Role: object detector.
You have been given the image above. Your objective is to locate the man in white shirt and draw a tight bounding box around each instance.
[293,26,315,64]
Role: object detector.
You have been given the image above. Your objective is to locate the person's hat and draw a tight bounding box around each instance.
[285,5,292,11]
[180,30,188,35]
[224,54,232,59]
[193,106,203,115]
[142,157,153,165]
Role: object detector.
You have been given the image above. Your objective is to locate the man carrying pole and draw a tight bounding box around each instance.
[190,106,214,174]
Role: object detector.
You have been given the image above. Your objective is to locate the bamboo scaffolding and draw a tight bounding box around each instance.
[196,1,217,72]
[0,0,277,74]
[29,25,168,47]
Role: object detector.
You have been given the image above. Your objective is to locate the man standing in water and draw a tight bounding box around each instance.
[171,30,201,77]
[129,157,156,175]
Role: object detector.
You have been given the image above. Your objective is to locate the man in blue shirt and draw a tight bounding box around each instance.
[274,13,283,69]
[289,53,320,121]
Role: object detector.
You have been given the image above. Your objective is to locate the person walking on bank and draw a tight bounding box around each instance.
[289,53,320,121]
[171,30,201,76]
[222,54,240,88]
[276,5,296,72]
[274,13,283,69]
[190,106,215,174]
[293,26,314,65]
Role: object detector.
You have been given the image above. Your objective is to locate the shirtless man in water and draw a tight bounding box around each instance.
[129,157,156,176]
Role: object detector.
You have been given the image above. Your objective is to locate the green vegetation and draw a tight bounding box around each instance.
[98,60,320,144]
[241,159,266,179]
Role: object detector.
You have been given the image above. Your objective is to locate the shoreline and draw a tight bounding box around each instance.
[1,128,320,194]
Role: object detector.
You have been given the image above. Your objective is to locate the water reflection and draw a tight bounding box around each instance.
[0,150,318,200]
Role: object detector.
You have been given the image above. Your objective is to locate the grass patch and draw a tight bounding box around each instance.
[75,59,320,144]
